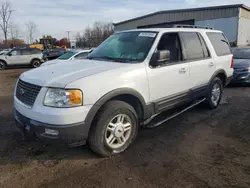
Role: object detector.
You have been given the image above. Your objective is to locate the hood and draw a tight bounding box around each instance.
[20,60,129,88]
[41,59,64,66]
[234,59,250,69]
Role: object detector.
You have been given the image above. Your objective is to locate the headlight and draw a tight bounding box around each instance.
[44,88,83,107]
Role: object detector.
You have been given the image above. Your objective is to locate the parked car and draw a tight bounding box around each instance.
[0,48,44,69]
[231,47,250,84]
[42,48,66,61]
[41,49,93,67]
[14,26,233,157]
[0,49,11,55]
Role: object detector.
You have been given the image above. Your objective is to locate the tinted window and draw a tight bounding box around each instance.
[232,48,250,59]
[9,50,20,56]
[58,52,76,60]
[181,32,204,60]
[207,32,231,56]
[157,32,182,62]
[198,33,210,58]
[30,48,41,54]
[21,49,31,55]
[74,52,89,59]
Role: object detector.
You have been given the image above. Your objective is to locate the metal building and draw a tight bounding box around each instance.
[114,4,250,46]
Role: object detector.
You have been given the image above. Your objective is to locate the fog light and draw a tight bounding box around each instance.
[45,128,59,136]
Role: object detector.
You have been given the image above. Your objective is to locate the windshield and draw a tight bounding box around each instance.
[89,31,157,63]
[57,52,76,60]
[232,48,250,59]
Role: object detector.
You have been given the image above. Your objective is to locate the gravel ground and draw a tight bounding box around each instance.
[0,69,250,188]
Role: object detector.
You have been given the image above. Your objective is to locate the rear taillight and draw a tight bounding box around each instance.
[230,56,234,68]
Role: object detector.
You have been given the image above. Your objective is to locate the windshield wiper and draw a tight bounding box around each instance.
[88,56,134,63]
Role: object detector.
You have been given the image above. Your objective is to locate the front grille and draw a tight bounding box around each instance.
[16,79,42,107]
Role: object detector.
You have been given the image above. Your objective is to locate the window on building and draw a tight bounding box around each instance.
[180,32,204,60]
[207,32,231,56]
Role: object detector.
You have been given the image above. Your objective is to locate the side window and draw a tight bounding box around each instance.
[180,32,204,60]
[10,50,20,56]
[21,49,31,55]
[206,32,231,56]
[157,32,182,62]
[74,52,89,59]
[30,48,41,54]
[198,33,210,58]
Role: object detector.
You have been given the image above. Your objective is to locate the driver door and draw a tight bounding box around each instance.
[146,32,190,112]
[6,49,21,65]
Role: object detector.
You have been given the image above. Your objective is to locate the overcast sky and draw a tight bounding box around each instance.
[2,0,250,41]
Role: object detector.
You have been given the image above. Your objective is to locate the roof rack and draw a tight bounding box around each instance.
[173,25,214,30]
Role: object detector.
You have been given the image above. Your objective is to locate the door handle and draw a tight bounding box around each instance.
[179,68,187,73]
[209,62,214,67]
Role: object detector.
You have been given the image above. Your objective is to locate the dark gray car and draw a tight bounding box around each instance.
[231,47,250,84]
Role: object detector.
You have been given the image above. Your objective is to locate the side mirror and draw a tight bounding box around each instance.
[8,53,12,56]
[150,50,170,67]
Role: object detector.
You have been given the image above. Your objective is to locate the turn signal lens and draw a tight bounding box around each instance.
[68,90,82,105]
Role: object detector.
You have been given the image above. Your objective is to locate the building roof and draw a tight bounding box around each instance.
[114,4,250,26]
[116,27,222,33]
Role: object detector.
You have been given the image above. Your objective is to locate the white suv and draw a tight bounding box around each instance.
[14,26,233,156]
[0,48,44,69]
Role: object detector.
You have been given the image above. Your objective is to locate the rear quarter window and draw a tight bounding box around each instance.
[206,32,231,56]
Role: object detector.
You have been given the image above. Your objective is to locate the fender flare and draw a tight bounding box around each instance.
[84,88,147,136]
[208,69,227,86]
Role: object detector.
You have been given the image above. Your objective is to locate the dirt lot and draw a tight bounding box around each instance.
[0,69,250,188]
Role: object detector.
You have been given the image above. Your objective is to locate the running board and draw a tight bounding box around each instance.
[143,98,206,129]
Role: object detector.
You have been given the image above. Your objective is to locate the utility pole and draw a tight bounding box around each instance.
[66,31,71,48]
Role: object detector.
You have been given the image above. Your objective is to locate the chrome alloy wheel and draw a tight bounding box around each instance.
[105,114,132,149]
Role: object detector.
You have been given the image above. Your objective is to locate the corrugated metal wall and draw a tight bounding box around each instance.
[196,17,238,42]
[115,7,239,31]
[238,8,250,46]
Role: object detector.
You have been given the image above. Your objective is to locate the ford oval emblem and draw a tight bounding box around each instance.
[20,88,25,95]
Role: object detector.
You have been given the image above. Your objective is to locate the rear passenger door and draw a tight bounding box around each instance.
[180,32,215,94]
[20,49,32,64]
[206,32,233,78]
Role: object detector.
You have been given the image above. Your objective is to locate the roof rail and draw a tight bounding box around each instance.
[173,24,214,30]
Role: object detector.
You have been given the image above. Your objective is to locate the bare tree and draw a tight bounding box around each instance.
[10,22,20,40]
[0,1,14,44]
[26,21,37,44]
[75,22,114,48]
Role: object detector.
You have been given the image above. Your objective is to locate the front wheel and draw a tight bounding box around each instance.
[0,61,6,70]
[205,77,223,109]
[88,100,138,157]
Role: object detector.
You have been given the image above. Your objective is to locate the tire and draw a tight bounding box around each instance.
[88,100,138,157]
[0,61,6,70]
[31,59,41,68]
[205,77,223,109]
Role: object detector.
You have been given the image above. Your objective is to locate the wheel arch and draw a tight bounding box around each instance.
[30,58,41,64]
[0,59,7,64]
[209,69,227,87]
[84,88,148,136]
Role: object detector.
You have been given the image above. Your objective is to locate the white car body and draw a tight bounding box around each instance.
[41,49,92,66]
[14,28,233,155]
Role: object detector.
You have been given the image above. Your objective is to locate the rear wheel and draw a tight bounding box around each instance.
[0,61,6,70]
[205,77,223,109]
[88,100,138,157]
[31,59,41,68]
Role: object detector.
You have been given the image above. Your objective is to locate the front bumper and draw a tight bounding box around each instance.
[14,109,88,146]
[231,72,250,84]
